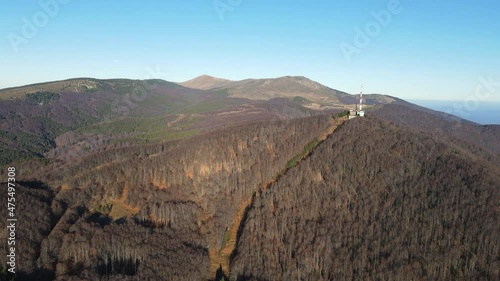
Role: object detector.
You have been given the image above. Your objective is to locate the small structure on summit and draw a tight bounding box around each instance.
[348,82,365,119]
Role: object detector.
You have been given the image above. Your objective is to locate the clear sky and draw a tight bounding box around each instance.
[1,0,499,101]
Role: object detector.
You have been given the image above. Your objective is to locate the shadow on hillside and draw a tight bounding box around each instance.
[214,264,229,281]
[1,269,55,281]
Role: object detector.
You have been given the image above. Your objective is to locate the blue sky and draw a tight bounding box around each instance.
[1,0,499,101]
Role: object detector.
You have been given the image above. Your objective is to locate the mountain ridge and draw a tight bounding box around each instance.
[180,74,398,110]
[0,75,398,110]
[1,75,498,167]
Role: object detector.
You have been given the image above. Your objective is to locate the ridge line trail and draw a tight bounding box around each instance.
[208,115,347,277]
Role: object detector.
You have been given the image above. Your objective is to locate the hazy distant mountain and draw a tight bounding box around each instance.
[180,75,397,110]
[179,75,234,90]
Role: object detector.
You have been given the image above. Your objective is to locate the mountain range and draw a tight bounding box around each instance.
[0,75,400,166]
[0,75,498,280]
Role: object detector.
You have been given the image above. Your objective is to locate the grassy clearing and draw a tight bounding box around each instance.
[91,199,139,219]
[108,200,140,219]
[77,114,202,144]
[285,138,319,170]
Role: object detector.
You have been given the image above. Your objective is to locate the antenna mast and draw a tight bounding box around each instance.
[359,81,363,111]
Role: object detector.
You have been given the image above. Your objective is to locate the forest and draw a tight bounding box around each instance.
[0,80,498,280]
[1,115,337,280]
[231,117,499,280]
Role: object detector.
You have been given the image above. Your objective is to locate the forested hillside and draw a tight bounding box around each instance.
[231,117,499,280]
[1,115,337,280]
[372,103,500,155]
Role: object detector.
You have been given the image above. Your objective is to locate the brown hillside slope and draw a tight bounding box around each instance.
[372,103,500,162]
[231,116,500,280]
[208,116,347,276]
[1,115,338,280]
